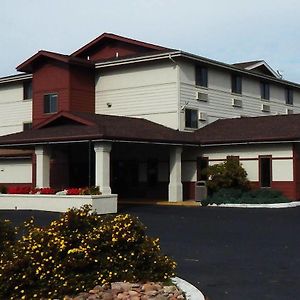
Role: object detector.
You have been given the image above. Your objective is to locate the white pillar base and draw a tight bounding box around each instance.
[168,184,183,202]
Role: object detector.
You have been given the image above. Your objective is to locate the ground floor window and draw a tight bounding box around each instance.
[259,156,272,187]
[197,156,209,181]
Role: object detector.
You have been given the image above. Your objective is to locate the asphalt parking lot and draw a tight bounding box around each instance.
[1,205,300,300]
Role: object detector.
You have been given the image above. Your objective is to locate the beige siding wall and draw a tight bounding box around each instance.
[95,61,179,129]
[0,82,32,135]
[0,159,32,183]
[179,61,300,130]
[201,144,293,182]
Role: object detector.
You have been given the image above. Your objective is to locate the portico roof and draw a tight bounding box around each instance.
[0,112,197,147]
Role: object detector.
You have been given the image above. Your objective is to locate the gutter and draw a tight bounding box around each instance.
[95,51,182,68]
[96,50,300,89]
[0,73,32,84]
[200,140,299,147]
[0,137,199,148]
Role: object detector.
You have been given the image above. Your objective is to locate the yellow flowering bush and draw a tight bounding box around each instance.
[0,206,176,299]
[0,219,16,251]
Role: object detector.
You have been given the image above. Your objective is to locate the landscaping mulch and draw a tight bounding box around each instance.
[64,282,185,300]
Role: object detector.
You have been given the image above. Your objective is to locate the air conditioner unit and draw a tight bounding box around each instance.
[232,98,242,108]
[261,104,270,112]
[198,112,207,121]
[196,92,208,102]
[286,108,293,115]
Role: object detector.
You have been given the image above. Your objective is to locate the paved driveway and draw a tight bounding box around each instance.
[120,205,300,300]
[1,206,300,300]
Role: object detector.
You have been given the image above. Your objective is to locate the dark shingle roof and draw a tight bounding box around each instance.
[0,112,196,146]
[195,114,300,145]
[232,60,263,69]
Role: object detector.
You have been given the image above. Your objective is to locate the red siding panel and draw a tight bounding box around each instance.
[32,62,70,126]
[183,181,195,200]
[32,61,95,126]
[87,41,153,61]
[271,181,296,200]
[70,66,95,113]
[250,181,296,200]
[293,144,300,200]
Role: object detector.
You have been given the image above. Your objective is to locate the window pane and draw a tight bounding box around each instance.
[232,75,242,94]
[23,81,32,100]
[197,157,209,181]
[260,157,271,187]
[44,94,58,113]
[23,122,32,131]
[195,66,208,87]
[50,95,58,113]
[286,88,293,105]
[185,109,198,128]
[260,82,270,100]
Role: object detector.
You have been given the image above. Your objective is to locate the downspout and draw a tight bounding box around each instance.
[88,140,92,188]
[168,54,181,131]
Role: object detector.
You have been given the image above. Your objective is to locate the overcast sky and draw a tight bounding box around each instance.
[2,0,300,82]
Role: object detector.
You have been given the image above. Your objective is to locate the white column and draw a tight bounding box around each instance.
[168,146,183,202]
[35,146,50,188]
[94,142,112,195]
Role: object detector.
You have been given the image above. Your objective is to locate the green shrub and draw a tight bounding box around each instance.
[0,219,17,251]
[204,188,290,205]
[240,189,289,204]
[0,206,176,299]
[204,188,243,205]
[206,157,250,193]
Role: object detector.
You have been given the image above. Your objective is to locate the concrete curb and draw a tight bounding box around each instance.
[208,201,300,209]
[172,277,205,300]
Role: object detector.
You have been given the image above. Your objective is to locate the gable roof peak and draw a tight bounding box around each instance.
[71,32,171,58]
[232,60,280,79]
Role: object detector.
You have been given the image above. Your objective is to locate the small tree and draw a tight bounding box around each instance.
[206,157,250,193]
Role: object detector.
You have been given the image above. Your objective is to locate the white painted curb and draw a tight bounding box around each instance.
[172,277,205,300]
[208,201,300,209]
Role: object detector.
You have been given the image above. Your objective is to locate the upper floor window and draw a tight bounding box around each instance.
[44,93,58,114]
[185,109,198,129]
[23,80,32,100]
[285,88,293,105]
[231,74,242,94]
[260,82,270,100]
[195,66,208,87]
[23,122,32,131]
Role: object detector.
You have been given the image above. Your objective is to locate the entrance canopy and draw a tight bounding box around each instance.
[0,111,197,147]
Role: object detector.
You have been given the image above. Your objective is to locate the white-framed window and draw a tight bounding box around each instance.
[195,65,208,87]
[23,80,32,100]
[285,88,293,105]
[231,74,242,94]
[44,93,58,114]
[185,109,198,129]
[260,82,270,100]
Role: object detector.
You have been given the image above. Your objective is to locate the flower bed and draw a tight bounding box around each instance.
[0,187,117,214]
